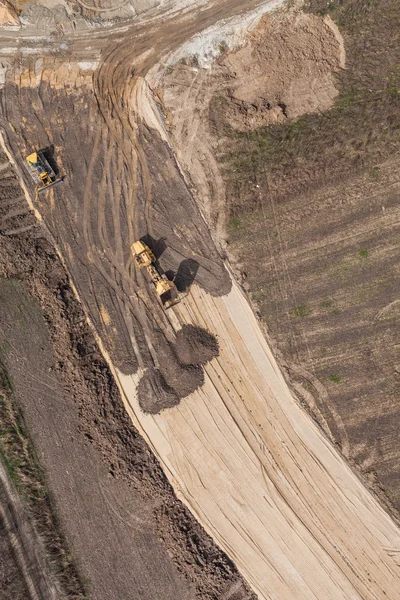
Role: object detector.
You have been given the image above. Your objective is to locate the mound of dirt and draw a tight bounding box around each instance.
[175,325,219,365]
[138,355,204,414]
[138,327,218,414]
[222,11,346,130]
[138,367,180,414]
[0,0,19,26]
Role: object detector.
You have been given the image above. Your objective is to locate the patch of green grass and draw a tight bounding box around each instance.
[0,339,10,358]
[329,374,341,383]
[359,249,369,258]
[251,288,266,303]
[0,341,12,393]
[228,216,242,229]
[294,304,310,318]
[0,442,20,486]
[317,1,338,16]
[321,299,333,308]
[369,166,381,180]
[0,363,12,393]
[335,87,360,112]
[386,73,400,100]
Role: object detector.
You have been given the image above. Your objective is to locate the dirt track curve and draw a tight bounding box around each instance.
[1,1,400,599]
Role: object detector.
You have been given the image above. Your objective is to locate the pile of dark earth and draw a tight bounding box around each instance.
[138,325,219,414]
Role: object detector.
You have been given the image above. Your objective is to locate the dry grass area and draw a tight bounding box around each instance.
[211,0,400,517]
[0,522,29,600]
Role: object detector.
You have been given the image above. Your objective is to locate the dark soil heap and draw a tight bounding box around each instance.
[138,326,219,414]
[175,325,219,366]
[138,367,180,414]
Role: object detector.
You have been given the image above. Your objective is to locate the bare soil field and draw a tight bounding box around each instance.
[0,151,254,599]
[200,0,400,516]
[226,158,400,515]
[3,68,230,391]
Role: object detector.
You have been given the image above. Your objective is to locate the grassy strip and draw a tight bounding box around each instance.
[0,359,88,599]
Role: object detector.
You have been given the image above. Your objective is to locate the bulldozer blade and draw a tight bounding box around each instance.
[37,178,63,193]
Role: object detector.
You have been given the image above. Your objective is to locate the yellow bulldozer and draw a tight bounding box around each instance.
[131,240,180,309]
[26,150,61,192]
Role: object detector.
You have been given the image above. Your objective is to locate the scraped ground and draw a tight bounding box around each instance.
[1,0,400,599]
[0,150,254,600]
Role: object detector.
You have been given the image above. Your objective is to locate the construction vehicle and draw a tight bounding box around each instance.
[26,150,61,192]
[131,240,180,309]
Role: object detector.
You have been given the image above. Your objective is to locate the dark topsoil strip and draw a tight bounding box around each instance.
[0,157,255,600]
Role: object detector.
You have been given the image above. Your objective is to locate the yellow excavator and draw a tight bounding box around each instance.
[26,150,61,192]
[131,240,180,309]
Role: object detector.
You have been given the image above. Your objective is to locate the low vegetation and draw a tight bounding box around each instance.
[0,348,87,598]
[213,0,400,214]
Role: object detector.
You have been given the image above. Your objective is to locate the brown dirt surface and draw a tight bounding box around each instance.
[175,325,219,366]
[225,158,400,517]
[2,59,230,399]
[0,149,255,600]
[222,11,345,130]
[0,0,19,26]
[0,520,29,600]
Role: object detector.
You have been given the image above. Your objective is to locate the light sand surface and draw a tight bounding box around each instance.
[119,279,400,600]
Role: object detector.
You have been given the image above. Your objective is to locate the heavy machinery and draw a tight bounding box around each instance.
[26,150,61,192]
[131,240,180,309]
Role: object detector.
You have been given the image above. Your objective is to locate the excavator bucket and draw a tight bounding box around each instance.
[157,280,180,309]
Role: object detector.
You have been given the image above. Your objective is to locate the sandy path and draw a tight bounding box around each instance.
[118,279,400,600]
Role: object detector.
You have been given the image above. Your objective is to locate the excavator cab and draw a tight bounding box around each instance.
[131,240,156,267]
[26,150,61,192]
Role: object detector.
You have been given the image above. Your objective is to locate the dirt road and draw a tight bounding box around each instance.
[1,1,400,599]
